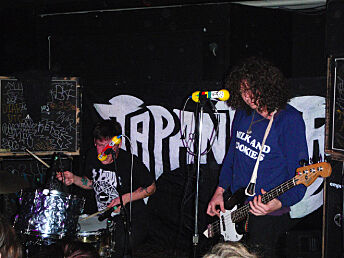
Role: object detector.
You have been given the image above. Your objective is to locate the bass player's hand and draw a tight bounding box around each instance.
[207,186,225,217]
[249,188,282,216]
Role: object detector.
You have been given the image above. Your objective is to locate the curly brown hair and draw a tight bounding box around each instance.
[225,56,289,114]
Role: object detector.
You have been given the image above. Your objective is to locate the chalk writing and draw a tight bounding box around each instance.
[2,103,26,114]
[0,78,80,154]
[50,82,76,101]
[3,81,24,104]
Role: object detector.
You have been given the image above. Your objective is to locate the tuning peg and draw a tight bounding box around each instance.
[324,154,332,163]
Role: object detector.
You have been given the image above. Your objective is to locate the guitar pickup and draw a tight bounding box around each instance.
[221,214,226,232]
[206,224,213,238]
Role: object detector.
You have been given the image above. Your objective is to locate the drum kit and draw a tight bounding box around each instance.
[0,151,116,257]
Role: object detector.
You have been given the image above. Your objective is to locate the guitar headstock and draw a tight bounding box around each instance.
[295,162,332,187]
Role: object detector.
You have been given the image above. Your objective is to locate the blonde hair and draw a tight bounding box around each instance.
[203,242,257,258]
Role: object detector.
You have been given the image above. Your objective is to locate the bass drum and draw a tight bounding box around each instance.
[15,189,84,239]
[77,214,113,257]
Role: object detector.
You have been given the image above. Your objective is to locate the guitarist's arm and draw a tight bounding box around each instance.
[208,123,238,217]
[207,112,241,217]
[279,112,308,207]
[249,188,282,216]
[207,186,226,217]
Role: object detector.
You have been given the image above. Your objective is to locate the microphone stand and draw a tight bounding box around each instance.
[110,149,132,257]
[192,96,208,257]
[47,152,61,191]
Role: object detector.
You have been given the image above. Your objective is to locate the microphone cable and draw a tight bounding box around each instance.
[121,135,134,225]
[179,97,220,157]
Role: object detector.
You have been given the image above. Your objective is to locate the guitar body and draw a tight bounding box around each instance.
[219,207,243,241]
[224,188,246,210]
[225,188,248,234]
[204,188,247,241]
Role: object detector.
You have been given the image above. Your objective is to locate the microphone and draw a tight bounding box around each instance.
[98,206,119,221]
[98,135,122,161]
[190,89,230,103]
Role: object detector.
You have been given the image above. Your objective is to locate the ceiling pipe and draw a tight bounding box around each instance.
[40,0,326,17]
[232,0,326,8]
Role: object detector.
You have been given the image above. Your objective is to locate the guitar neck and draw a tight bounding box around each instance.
[231,177,296,223]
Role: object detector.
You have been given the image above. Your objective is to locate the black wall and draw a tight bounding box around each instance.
[37,5,231,82]
[326,0,344,56]
[0,3,326,79]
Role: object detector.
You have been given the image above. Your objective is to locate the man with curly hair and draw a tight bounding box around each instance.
[207,56,308,257]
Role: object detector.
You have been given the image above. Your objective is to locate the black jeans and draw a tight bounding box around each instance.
[245,213,293,258]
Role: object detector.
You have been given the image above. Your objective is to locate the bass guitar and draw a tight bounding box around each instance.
[203,162,332,241]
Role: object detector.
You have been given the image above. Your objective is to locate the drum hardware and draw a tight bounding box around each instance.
[77,214,115,257]
[79,206,112,222]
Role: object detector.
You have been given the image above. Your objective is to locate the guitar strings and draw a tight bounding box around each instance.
[212,179,295,228]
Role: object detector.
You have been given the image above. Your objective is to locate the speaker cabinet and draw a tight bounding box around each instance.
[322,160,343,257]
[286,230,322,258]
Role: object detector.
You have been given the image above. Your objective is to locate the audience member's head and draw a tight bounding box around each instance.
[37,240,99,258]
[203,242,257,258]
[35,241,64,258]
[63,241,100,258]
[0,215,22,258]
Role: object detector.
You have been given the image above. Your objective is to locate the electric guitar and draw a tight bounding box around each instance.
[203,162,332,241]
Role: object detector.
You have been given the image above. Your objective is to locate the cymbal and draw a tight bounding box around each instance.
[0,171,30,194]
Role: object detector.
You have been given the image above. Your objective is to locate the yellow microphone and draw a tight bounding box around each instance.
[98,135,122,161]
[191,89,230,103]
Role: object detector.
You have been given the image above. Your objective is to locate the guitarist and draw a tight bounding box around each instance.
[207,56,309,257]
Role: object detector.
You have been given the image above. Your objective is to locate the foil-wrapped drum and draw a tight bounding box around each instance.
[15,189,85,239]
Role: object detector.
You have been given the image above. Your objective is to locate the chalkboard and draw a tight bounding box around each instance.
[0,77,80,155]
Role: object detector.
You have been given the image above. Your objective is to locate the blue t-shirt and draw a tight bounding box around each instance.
[219,104,308,208]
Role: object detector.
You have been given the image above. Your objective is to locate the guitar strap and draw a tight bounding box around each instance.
[245,110,277,196]
[244,214,249,232]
